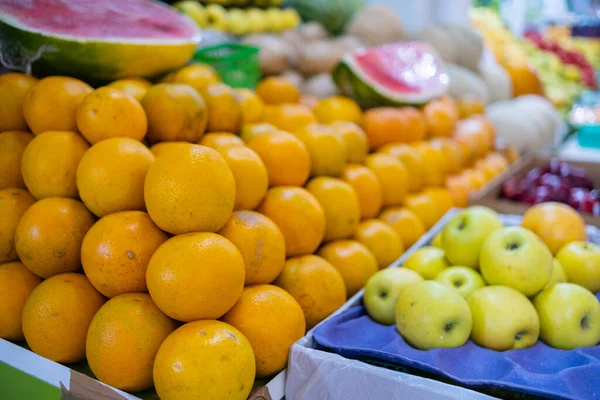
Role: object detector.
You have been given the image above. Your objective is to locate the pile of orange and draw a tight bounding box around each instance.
[0,64,516,400]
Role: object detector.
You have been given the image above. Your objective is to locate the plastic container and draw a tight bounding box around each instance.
[193,43,260,89]
[578,124,600,149]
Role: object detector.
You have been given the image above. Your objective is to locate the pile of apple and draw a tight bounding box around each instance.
[502,159,599,215]
[364,204,600,351]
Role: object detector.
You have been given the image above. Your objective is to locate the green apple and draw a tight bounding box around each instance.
[468,285,539,351]
[441,206,503,269]
[435,266,486,299]
[403,246,448,279]
[534,283,600,349]
[363,268,423,325]
[545,259,567,289]
[431,231,442,248]
[396,281,472,349]
[555,241,600,293]
[479,227,553,297]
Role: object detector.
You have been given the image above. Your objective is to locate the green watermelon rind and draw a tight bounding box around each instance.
[0,8,201,83]
[289,0,364,35]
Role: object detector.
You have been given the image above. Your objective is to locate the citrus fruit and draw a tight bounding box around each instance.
[318,240,378,297]
[0,261,41,341]
[22,273,105,363]
[274,255,346,329]
[149,141,186,157]
[313,96,362,124]
[21,131,89,199]
[422,96,458,137]
[170,63,221,92]
[404,192,439,230]
[144,143,235,234]
[153,320,255,400]
[457,94,486,118]
[256,76,300,105]
[330,121,368,164]
[257,187,325,257]
[235,88,265,124]
[379,206,426,249]
[146,233,245,321]
[247,131,311,187]
[77,138,154,217]
[107,78,152,101]
[198,132,245,149]
[16,198,95,278]
[0,72,38,132]
[340,164,383,220]
[202,83,243,133]
[81,211,168,298]
[453,116,492,159]
[222,285,305,378]
[412,142,445,187]
[522,202,587,255]
[218,211,285,285]
[362,107,426,150]
[379,143,425,193]
[294,124,346,177]
[22,76,92,135]
[0,130,33,190]
[365,153,408,207]
[0,188,35,264]
[445,174,471,208]
[461,168,487,191]
[240,122,278,143]
[263,104,316,132]
[306,177,360,242]
[354,219,404,269]
[142,83,208,143]
[86,293,176,392]
[423,187,454,221]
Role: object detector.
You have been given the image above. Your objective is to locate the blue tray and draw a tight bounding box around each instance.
[313,293,600,400]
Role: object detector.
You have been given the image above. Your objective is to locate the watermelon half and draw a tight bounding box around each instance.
[332,42,449,108]
[0,0,202,82]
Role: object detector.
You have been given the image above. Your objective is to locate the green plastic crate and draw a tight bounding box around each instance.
[193,43,260,89]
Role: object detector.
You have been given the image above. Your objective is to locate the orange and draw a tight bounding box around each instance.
[306,177,360,242]
[0,261,41,341]
[499,144,520,164]
[81,211,168,298]
[341,164,383,220]
[422,96,458,137]
[107,77,152,101]
[412,142,445,187]
[86,293,176,392]
[198,132,245,149]
[218,211,285,285]
[240,122,278,143]
[0,73,38,132]
[21,131,89,199]
[365,153,408,207]
[144,143,235,234]
[153,320,255,400]
[461,168,487,191]
[202,83,243,133]
[0,130,33,190]
[313,96,362,124]
[379,206,426,248]
[318,240,378,297]
[294,124,346,177]
[247,131,311,187]
[146,233,245,321]
[76,87,147,144]
[23,76,92,135]
[354,219,404,269]
[235,88,265,124]
[475,158,498,181]
[330,121,368,164]
[256,76,300,105]
[379,143,425,192]
[263,104,316,132]
[453,116,493,159]
[22,273,105,363]
[521,202,587,255]
[150,141,186,157]
[213,146,268,210]
[404,192,439,230]
[445,174,471,207]
[457,94,486,118]
[0,188,35,264]
[429,138,464,175]
[77,138,154,217]
[141,83,208,143]
[274,255,346,329]
[362,107,426,150]
[170,63,221,93]
[15,198,95,278]
[257,187,325,257]
[222,285,305,378]
[504,63,544,97]
[423,187,454,221]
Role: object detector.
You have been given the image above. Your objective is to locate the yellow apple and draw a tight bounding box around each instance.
[555,241,600,293]
[396,281,472,349]
[468,285,539,350]
[479,227,553,296]
[441,206,503,269]
[435,266,486,299]
[403,246,448,279]
[545,259,567,289]
[364,268,423,325]
[432,231,442,248]
[534,283,600,349]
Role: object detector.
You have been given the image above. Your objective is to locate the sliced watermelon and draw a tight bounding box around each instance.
[0,0,201,82]
[332,42,449,108]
